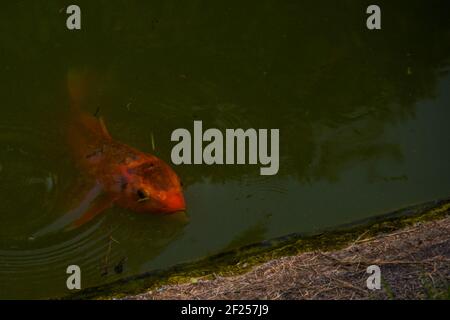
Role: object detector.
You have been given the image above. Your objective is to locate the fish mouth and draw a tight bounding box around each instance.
[161,193,186,213]
[133,192,186,214]
[163,208,186,215]
[160,205,186,214]
[164,209,190,223]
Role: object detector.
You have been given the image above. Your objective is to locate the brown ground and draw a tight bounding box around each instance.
[126,216,450,300]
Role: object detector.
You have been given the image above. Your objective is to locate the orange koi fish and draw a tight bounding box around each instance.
[33,71,185,236]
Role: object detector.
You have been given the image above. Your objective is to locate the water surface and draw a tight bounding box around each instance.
[0,0,449,298]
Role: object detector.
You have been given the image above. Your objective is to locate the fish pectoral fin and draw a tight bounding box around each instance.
[31,183,107,238]
[68,193,116,230]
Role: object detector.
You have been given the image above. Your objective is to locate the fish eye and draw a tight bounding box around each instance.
[137,189,149,201]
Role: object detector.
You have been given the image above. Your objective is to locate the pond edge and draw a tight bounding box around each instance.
[64,196,450,300]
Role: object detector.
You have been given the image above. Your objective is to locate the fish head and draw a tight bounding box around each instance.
[115,155,186,214]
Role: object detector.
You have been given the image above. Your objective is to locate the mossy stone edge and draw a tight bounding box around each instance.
[64,196,450,300]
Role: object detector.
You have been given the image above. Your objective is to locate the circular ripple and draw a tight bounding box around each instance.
[0,124,118,298]
[0,122,184,299]
[0,124,65,239]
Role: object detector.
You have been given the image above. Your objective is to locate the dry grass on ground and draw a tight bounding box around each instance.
[126,216,449,300]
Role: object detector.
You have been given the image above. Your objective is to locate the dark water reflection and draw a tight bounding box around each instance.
[0,0,449,298]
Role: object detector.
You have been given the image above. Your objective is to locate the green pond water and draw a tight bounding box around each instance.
[1,0,450,299]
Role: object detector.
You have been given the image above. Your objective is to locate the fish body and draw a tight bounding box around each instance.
[62,71,185,229]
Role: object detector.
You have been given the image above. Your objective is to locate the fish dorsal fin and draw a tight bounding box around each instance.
[67,69,113,140]
[67,68,93,108]
[73,111,112,141]
[99,116,112,139]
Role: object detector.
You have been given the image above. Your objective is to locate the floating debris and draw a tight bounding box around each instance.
[94,106,101,117]
[151,132,156,151]
[114,257,128,274]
